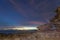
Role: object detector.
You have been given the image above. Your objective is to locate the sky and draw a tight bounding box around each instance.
[0,0,60,27]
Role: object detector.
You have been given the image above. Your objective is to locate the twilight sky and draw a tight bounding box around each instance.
[0,0,60,27]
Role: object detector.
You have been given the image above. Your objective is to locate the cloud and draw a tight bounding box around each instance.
[9,0,51,18]
[0,0,60,26]
[8,0,59,24]
[29,0,34,4]
[9,0,53,21]
[28,21,46,25]
[9,0,28,17]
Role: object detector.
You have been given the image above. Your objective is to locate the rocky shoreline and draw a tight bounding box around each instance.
[0,30,60,40]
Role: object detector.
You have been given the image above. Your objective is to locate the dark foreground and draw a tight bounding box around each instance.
[0,30,60,40]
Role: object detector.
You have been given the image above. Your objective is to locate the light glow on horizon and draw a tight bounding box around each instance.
[12,27,38,30]
[0,27,38,30]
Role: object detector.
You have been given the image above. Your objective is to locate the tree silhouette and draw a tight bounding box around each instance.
[50,7,60,31]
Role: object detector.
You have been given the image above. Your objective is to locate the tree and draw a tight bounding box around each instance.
[50,7,60,31]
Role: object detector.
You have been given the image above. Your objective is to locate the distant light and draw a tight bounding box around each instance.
[12,27,38,30]
[0,27,38,30]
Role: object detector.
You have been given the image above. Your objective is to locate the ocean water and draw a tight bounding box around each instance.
[0,30,37,34]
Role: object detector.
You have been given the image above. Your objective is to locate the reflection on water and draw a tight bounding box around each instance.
[0,30,37,34]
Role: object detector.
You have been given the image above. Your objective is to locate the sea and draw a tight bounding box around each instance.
[0,30,37,34]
